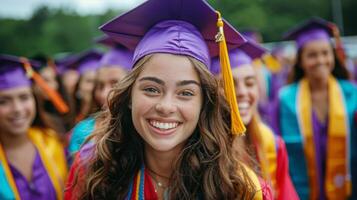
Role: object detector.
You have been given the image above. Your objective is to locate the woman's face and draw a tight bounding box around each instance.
[231,64,259,125]
[78,70,96,102]
[94,67,127,109]
[0,87,36,137]
[62,69,79,96]
[131,53,203,153]
[301,40,334,81]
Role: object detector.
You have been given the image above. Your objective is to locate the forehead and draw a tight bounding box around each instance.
[231,64,256,79]
[137,53,200,82]
[0,86,32,96]
[302,39,332,52]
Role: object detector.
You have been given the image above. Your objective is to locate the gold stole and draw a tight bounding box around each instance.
[0,127,67,200]
[297,76,351,199]
[258,122,278,195]
[244,165,264,200]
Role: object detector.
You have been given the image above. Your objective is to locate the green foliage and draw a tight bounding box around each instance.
[208,0,353,41]
[0,6,121,57]
[0,1,356,57]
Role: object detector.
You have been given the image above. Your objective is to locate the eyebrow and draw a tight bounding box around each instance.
[139,76,200,87]
[177,80,200,87]
[139,77,165,85]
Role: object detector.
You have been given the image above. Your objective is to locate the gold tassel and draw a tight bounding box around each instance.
[20,57,70,114]
[215,11,246,135]
[262,54,281,73]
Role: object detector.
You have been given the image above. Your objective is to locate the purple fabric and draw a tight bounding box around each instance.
[210,49,251,75]
[0,54,40,90]
[283,17,332,49]
[9,151,57,200]
[134,20,210,67]
[312,111,328,200]
[95,35,118,48]
[77,59,100,75]
[65,50,102,75]
[295,29,330,49]
[210,41,266,75]
[99,47,133,70]
[100,0,246,67]
[0,63,31,89]
[241,30,262,43]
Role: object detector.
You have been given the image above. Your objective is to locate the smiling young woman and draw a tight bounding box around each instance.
[64,0,274,199]
[274,17,357,200]
[0,54,67,200]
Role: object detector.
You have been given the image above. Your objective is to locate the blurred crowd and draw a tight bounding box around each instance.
[0,0,356,199]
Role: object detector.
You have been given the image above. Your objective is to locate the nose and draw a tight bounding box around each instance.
[155,95,177,116]
[12,99,23,114]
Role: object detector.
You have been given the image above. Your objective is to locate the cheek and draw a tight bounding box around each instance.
[0,106,10,118]
[180,99,202,123]
[26,98,36,117]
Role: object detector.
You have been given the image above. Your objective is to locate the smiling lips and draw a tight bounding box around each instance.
[148,119,180,133]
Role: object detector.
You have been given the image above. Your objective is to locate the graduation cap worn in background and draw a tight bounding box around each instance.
[96,35,133,70]
[0,54,69,114]
[211,40,267,75]
[283,17,346,66]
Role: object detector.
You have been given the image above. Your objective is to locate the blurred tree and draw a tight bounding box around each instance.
[0,1,356,57]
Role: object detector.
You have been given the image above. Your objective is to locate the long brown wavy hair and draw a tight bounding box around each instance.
[287,44,350,84]
[71,54,257,199]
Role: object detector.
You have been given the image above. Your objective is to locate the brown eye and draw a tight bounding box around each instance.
[143,87,160,94]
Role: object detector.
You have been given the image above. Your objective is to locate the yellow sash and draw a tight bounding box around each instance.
[0,127,67,200]
[297,76,351,199]
[258,123,278,195]
[241,165,264,200]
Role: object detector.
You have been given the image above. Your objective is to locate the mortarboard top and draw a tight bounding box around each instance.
[66,49,103,75]
[283,17,333,49]
[96,35,133,70]
[0,54,40,90]
[99,0,246,70]
[99,47,133,71]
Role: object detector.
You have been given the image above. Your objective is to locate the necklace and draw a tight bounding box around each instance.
[146,168,169,192]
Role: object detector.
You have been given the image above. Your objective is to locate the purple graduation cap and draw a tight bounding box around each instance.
[99,0,246,70]
[0,54,40,90]
[283,17,334,49]
[241,28,263,44]
[66,49,103,75]
[96,35,133,70]
[210,41,267,75]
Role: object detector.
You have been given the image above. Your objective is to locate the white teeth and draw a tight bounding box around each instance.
[150,120,179,130]
[238,102,250,109]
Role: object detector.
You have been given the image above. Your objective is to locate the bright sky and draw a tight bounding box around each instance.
[0,0,145,19]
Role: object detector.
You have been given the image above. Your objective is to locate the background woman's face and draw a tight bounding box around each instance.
[231,64,259,125]
[78,70,96,102]
[94,67,127,109]
[301,40,334,81]
[131,53,203,153]
[0,87,36,137]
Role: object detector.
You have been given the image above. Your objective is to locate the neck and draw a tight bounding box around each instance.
[0,131,30,150]
[307,76,329,92]
[144,146,181,180]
